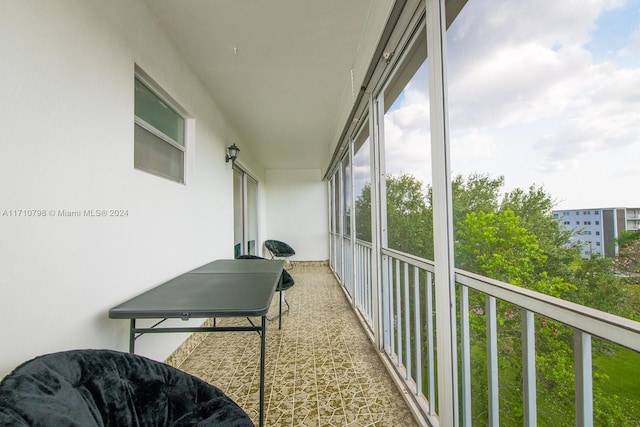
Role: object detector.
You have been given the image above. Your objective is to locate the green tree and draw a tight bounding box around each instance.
[356,171,635,425]
[385,173,433,259]
[456,208,572,425]
[615,229,640,286]
[568,256,629,317]
[354,173,434,258]
[613,231,640,309]
[500,185,578,280]
[455,207,632,426]
[451,173,504,226]
[354,182,372,242]
[456,209,547,286]
[442,174,632,426]
[617,230,640,249]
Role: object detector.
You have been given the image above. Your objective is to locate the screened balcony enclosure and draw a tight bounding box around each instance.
[2,0,640,426]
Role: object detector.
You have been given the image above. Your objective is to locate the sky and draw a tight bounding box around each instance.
[377,0,640,210]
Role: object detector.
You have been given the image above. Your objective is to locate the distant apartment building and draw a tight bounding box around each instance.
[552,207,640,258]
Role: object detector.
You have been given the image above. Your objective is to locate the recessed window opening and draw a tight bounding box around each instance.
[134,69,188,183]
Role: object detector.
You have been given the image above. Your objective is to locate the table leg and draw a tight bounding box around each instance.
[278,273,284,330]
[278,291,283,330]
[260,315,266,427]
[129,319,136,353]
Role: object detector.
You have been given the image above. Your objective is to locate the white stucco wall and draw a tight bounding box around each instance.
[0,0,247,378]
[265,170,329,261]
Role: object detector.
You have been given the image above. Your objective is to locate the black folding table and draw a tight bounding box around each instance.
[109,258,286,427]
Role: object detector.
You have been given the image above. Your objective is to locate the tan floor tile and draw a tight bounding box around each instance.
[318,415,348,426]
[174,263,419,426]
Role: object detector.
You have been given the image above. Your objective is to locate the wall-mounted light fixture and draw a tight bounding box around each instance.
[225,143,240,163]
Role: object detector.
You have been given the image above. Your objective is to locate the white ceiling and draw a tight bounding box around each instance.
[144,0,376,171]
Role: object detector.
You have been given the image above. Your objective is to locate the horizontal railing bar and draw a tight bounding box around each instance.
[382,247,435,273]
[355,238,373,249]
[455,270,640,352]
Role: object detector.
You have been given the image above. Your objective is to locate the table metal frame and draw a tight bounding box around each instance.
[109,259,286,427]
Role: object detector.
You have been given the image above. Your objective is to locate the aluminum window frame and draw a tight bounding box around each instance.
[134,67,189,183]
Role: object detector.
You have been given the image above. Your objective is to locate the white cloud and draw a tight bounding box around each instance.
[383,84,432,185]
[446,0,640,208]
[378,0,640,209]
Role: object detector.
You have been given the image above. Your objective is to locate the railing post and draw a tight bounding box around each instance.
[390,259,397,357]
[522,309,537,427]
[404,263,411,380]
[427,0,459,424]
[396,259,403,367]
[414,266,422,396]
[383,254,391,353]
[349,139,357,305]
[460,286,472,426]
[486,295,499,427]
[574,330,594,427]
[426,272,436,415]
[370,92,388,350]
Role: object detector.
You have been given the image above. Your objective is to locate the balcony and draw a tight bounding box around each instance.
[169,251,640,426]
[173,262,420,426]
[3,1,640,426]
[337,240,640,426]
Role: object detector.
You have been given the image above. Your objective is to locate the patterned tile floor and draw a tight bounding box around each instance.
[175,262,419,426]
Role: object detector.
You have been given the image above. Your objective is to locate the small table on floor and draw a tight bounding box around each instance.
[109,258,286,427]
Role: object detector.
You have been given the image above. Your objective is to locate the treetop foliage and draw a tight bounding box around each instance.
[351,171,636,425]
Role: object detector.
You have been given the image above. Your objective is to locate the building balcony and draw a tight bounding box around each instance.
[174,262,420,426]
[171,250,640,426]
[3,1,639,426]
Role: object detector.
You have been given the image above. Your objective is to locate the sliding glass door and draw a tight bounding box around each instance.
[233,167,259,257]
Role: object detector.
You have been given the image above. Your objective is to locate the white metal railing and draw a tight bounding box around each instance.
[456,269,640,426]
[381,247,437,419]
[330,232,342,280]
[354,239,374,327]
[343,236,353,296]
[330,244,640,426]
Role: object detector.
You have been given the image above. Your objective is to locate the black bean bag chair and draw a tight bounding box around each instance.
[0,349,254,426]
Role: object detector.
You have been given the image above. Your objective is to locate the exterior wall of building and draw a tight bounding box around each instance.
[0,0,329,378]
[603,209,617,257]
[627,208,640,232]
[553,207,640,258]
[554,209,605,258]
[0,0,240,378]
